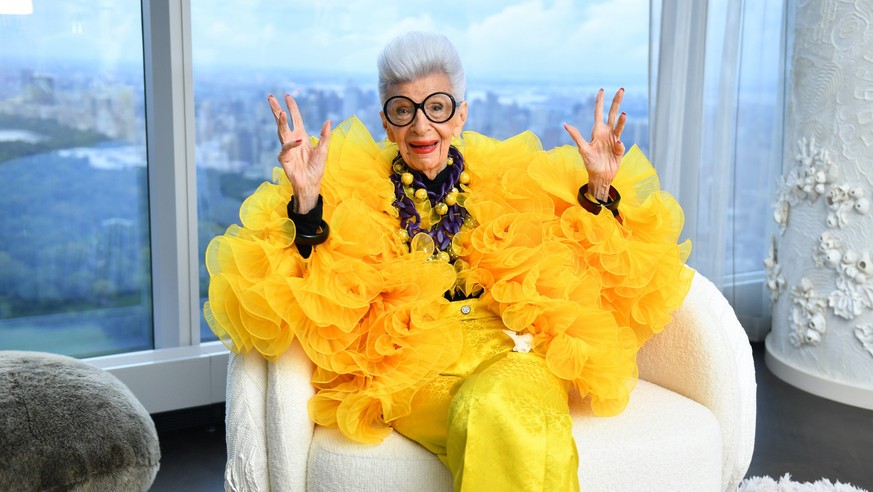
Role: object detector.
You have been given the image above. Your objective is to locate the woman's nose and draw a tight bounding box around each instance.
[410,108,429,132]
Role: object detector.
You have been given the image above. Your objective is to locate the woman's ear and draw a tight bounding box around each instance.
[380,111,396,142]
[452,101,468,138]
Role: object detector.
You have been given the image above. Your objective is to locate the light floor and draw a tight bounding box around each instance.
[150,342,873,491]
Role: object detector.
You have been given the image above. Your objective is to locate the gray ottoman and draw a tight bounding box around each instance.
[0,351,161,491]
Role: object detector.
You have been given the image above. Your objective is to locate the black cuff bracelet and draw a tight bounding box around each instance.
[578,184,621,218]
[294,220,330,246]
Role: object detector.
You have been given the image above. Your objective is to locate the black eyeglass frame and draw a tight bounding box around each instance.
[382,92,459,127]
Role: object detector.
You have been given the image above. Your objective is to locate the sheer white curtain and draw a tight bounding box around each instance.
[649,0,786,340]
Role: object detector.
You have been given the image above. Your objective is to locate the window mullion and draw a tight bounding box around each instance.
[142,0,198,349]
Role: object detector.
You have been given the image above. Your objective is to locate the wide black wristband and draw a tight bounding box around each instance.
[287,195,324,230]
[288,195,329,253]
[577,184,621,218]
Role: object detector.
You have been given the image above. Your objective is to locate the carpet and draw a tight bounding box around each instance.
[739,474,869,492]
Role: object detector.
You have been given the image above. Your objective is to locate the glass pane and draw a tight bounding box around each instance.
[191,1,650,340]
[0,1,152,357]
[728,0,784,277]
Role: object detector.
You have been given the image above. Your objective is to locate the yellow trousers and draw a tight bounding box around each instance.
[393,299,580,491]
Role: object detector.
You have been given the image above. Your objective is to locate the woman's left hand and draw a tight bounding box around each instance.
[563,88,627,201]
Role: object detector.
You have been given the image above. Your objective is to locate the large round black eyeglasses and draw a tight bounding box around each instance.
[382,92,458,127]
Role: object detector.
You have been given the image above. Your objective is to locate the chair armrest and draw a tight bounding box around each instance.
[224,341,315,492]
[637,271,757,492]
[266,341,316,491]
[225,350,270,491]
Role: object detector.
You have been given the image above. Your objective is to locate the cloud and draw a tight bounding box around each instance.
[188,0,648,83]
[457,0,649,81]
[0,1,144,68]
[0,0,648,85]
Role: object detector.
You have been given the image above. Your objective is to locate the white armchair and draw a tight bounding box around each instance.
[223,272,756,492]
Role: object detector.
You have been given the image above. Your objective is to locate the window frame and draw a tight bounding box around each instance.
[85,0,228,414]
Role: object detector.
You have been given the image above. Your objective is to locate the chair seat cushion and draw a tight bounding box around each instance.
[572,379,723,492]
[305,379,722,492]
[0,351,161,491]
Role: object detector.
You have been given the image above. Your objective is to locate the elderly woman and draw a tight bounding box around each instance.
[205,32,692,491]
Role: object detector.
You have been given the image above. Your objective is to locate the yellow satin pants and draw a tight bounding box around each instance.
[392,299,580,492]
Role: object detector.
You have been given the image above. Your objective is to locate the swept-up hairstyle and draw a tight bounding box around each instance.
[377,31,466,104]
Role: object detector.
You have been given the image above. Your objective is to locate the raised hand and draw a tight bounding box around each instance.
[268,93,331,214]
[563,88,627,202]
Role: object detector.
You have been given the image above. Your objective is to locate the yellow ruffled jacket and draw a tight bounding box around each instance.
[204,117,693,444]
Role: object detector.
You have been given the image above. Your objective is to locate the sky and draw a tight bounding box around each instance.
[0,0,650,84]
[189,0,650,82]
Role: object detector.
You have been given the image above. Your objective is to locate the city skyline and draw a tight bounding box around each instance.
[1,58,651,165]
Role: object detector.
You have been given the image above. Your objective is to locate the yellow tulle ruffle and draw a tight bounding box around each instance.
[204,117,693,443]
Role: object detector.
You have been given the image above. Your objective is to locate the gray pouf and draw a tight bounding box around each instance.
[0,351,161,491]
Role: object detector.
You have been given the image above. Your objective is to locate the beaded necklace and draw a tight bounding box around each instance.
[389,146,471,261]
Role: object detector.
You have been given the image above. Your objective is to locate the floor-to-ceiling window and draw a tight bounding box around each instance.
[0,1,152,358]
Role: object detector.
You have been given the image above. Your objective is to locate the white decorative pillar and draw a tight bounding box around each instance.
[766,0,873,409]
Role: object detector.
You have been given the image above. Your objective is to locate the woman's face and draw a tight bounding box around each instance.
[381,72,467,179]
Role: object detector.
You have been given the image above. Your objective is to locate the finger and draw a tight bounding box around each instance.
[285,93,306,133]
[319,119,332,141]
[277,109,293,143]
[594,88,605,125]
[313,120,332,157]
[268,94,282,121]
[269,93,295,142]
[614,140,626,157]
[614,112,627,139]
[607,88,624,126]
[563,122,589,150]
[269,94,291,137]
[279,139,304,156]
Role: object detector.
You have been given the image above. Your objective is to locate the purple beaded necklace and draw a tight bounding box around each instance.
[389,146,468,253]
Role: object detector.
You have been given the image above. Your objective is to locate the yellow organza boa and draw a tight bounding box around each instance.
[204,117,692,443]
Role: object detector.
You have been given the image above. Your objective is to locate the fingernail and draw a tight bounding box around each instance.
[599,88,604,92]
[620,87,625,92]
[294,139,302,143]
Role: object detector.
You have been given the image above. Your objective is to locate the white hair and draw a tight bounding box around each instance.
[377,32,466,104]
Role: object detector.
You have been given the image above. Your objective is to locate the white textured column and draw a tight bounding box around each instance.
[765,0,873,409]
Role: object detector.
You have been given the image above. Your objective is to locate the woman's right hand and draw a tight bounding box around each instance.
[268,93,331,214]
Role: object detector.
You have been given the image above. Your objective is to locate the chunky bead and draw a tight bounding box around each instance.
[414,188,428,201]
[395,229,410,242]
[459,171,471,185]
[436,251,451,262]
[444,193,458,206]
[435,202,449,215]
[401,172,414,186]
[410,233,435,256]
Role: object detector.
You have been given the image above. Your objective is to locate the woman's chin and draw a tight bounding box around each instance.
[406,155,447,178]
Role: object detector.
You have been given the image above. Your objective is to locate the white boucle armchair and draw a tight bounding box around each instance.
[223,272,757,492]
